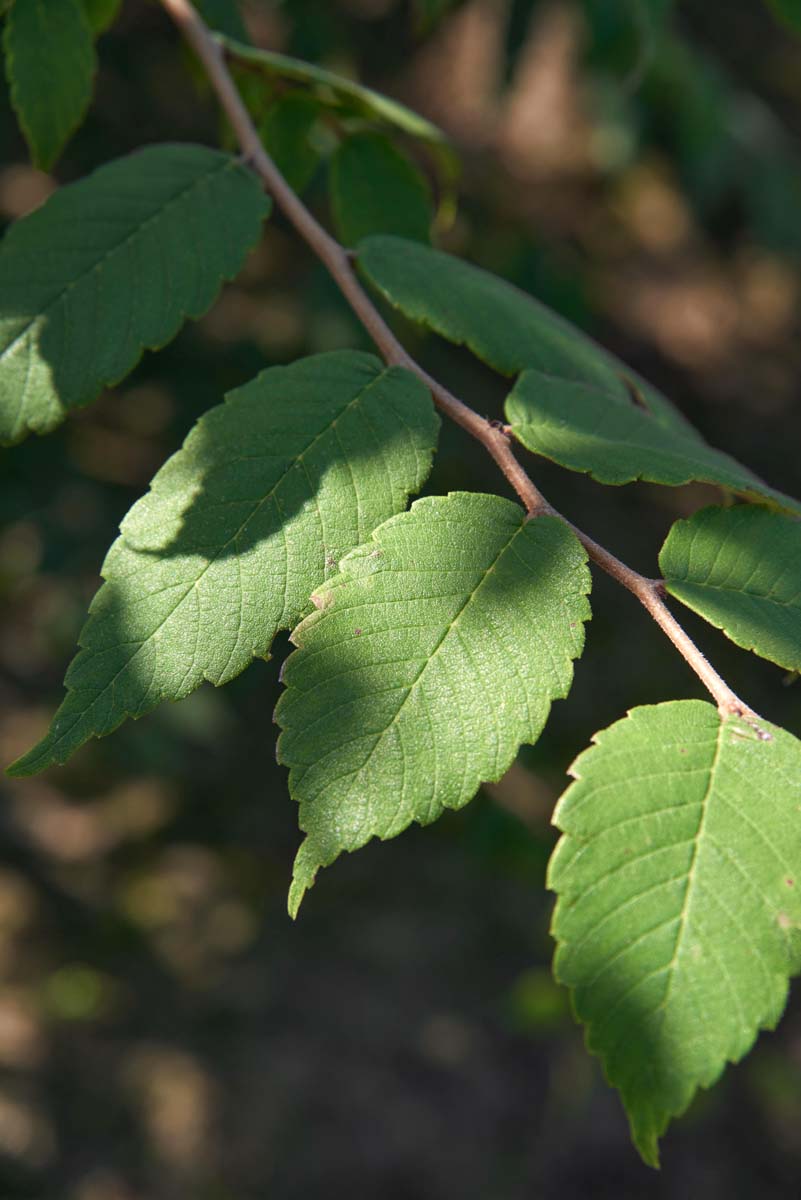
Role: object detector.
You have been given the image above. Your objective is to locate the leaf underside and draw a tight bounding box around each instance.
[8,351,438,777]
[260,92,322,194]
[0,144,270,445]
[549,700,801,1166]
[356,236,801,515]
[4,0,96,170]
[276,493,592,915]
[660,505,801,671]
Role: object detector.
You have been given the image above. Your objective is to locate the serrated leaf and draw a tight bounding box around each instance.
[330,132,433,245]
[8,352,438,778]
[260,92,322,194]
[0,144,269,445]
[356,234,695,437]
[4,0,96,170]
[276,494,591,915]
[504,371,801,514]
[660,506,801,670]
[549,700,801,1166]
[81,0,121,33]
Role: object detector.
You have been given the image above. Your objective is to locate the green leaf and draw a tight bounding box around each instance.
[81,0,121,33]
[356,235,695,437]
[660,506,801,671]
[196,0,250,43]
[4,0,96,170]
[765,0,801,34]
[0,144,269,445]
[260,92,322,194]
[505,372,801,514]
[549,700,801,1166]
[330,132,433,245]
[7,351,439,778]
[276,494,591,915]
[217,34,454,158]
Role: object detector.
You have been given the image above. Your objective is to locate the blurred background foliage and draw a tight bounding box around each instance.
[2,0,801,1195]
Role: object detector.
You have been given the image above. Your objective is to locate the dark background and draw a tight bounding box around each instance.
[2,1,801,1196]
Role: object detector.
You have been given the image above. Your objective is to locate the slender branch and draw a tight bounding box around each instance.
[159,0,761,726]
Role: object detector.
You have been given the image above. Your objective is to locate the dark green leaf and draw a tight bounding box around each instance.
[4,0,96,170]
[330,132,433,245]
[81,0,121,33]
[260,92,322,194]
[0,144,269,445]
[8,352,439,777]
[660,506,801,670]
[196,0,250,42]
[765,0,801,34]
[505,371,801,514]
[550,701,801,1165]
[276,494,591,914]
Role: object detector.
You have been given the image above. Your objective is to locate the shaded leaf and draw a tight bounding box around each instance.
[357,234,695,436]
[260,92,322,194]
[276,494,591,915]
[196,0,250,43]
[8,352,438,777]
[81,0,121,33]
[218,34,458,179]
[549,700,801,1165]
[766,0,801,34]
[4,0,95,170]
[0,144,269,445]
[660,505,801,671]
[330,132,433,245]
[505,372,801,514]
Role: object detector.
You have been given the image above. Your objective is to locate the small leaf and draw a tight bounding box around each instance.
[4,0,96,170]
[81,0,121,33]
[0,144,269,445]
[505,372,801,514]
[260,92,322,194]
[218,34,457,169]
[357,234,695,437]
[330,132,433,245]
[276,494,591,915]
[660,505,801,671]
[549,700,801,1166]
[8,352,438,777]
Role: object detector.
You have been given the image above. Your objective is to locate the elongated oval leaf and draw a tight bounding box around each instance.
[505,372,801,514]
[0,144,270,445]
[357,236,801,514]
[549,700,801,1166]
[276,494,592,915]
[330,132,433,246]
[8,351,438,777]
[356,234,694,435]
[4,0,95,170]
[660,505,801,670]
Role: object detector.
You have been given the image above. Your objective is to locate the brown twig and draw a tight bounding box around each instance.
[159,0,760,725]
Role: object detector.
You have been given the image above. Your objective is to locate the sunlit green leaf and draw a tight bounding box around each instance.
[660,506,801,670]
[550,700,801,1165]
[8,352,438,777]
[276,494,591,915]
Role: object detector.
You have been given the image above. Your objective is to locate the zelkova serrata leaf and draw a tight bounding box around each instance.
[505,373,801,513]
[330,132,433,246]
[357,236,801,515]
[660,505,801,671]
[8,351,439,777]
[276,493,592,915]
[4,0,95,171]
[549,700,801,1165]
[0,144,270,445]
